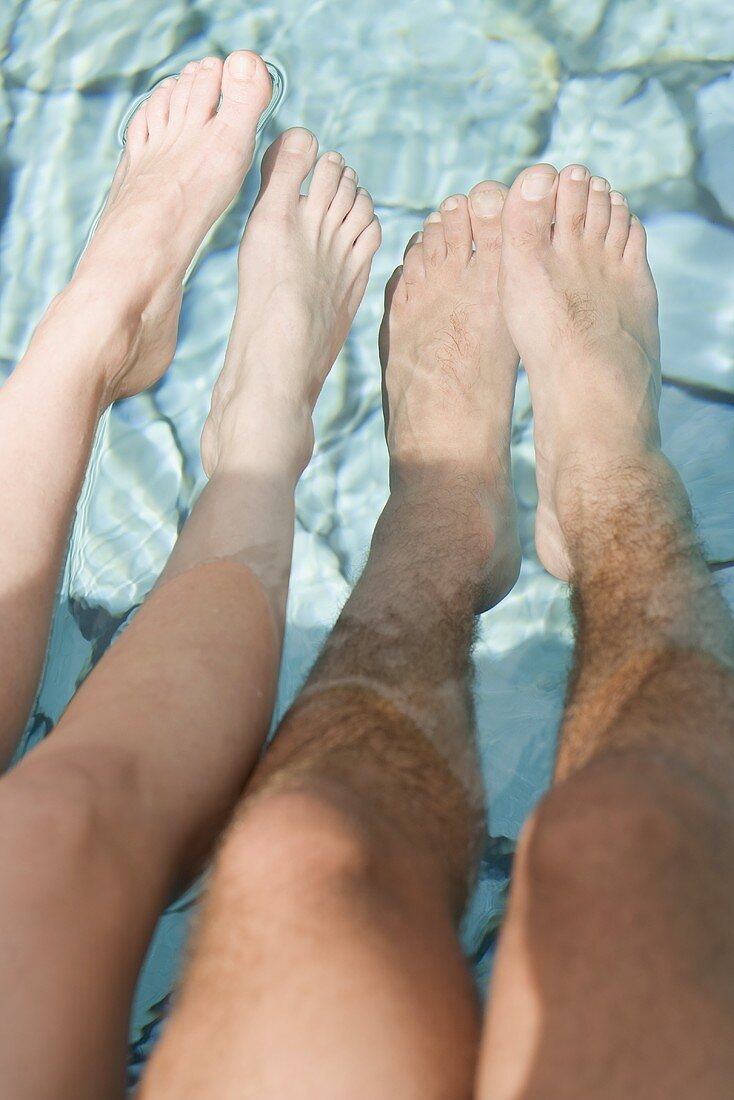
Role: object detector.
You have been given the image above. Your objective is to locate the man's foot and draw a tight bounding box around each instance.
[379,187,522,610]
[61,51,272,402]
[201,128,382,479]
[498,163,662,581]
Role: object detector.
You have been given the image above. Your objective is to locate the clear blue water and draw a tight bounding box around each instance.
[1,0,733,1083]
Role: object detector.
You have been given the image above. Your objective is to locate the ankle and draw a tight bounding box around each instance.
[203,389,314,481]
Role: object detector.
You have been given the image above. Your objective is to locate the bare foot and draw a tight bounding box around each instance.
[201,128,382,479]
[498,163,661,581]
[379,186,522,610]
[60,51,272,402]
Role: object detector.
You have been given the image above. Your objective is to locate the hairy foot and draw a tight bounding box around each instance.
[201,128,382,478]
[62,51,272,402]
[499,163,661,581]
[379,186,522,610]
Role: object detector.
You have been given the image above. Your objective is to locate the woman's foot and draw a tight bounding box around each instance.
[379,186,522,611]
[498,163,662,581]
[58,51,272,403]
[201,128,382,480]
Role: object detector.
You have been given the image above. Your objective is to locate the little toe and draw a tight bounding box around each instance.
[124,101,149,154]
[402,238,426,287]
[307,152,345,216]
[584,176,611,241]
[553,164,590,246]
[215,50,273,154]
[606,190,631,256]
[349,216,382,306]
[144,77,176,139]
[343,188,376,244]
[257,128,318,209]
[440,194,472,263]
[501,164,558,250]
[624,214,648,265]
[186,56,224,125]
[403,230,423,259]
[422,211,446,266]
[469,181,507,258]
[168,61,199,127]
[326,166,359,224]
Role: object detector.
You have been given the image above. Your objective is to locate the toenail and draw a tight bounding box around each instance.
[521,168,556,200]
[343,167,358,181]
[201,57,218,70]
[442,196,459,212]
[230,52,258,79]
[326,152,343,164]
[425,212,442,224]
[471,188,504,217]
[610,190,627,205]
[591,176,610,191]
[183,61,198,74]
[569,165,587,181]
[283,128,314,151]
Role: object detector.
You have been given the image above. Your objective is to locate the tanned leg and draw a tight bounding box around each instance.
[477,164,734,1100]
[0,123,379,1100]
[140,188,521,1099]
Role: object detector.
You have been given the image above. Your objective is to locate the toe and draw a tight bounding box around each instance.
[343,187,376,244]
[124,102,149,154]
[624,213,648,265]
[553,164,590,246]
[215,50,273,153]
[403,230,422,259]
[349,216,382,307]
[383,265,407,312]
[144,77,176,138]
[440,194,472,263]
[469,181,507,259]
[307,151,345,216]
[584,176,611,241]
[325,166,358,224]
[606,190,631,256]
[501,164,558,251]
[422,211,446,266]
[169,61,199,127]
[257,128,318,209]
[186,56,224,124]
[402,238,425,287]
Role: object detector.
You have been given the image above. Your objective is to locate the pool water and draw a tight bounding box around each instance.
[1,0,733,1081]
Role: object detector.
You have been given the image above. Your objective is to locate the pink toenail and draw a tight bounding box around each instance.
[201,57,218,70]
[610,190,627,205]
[183,61,198,74]
[343,167,358,181]
[425,212,442,224]
[591,176,610,191]
[230,53,258,79]
[326,152,343,164]
[569,166,587,181]
[521,168,556,200]
[442,196,459,212]
[471,189,504,217]
[283,128,313,151]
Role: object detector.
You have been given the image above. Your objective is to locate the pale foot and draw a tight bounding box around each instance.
[200,128,382,479]
[379,186,522,610]
[498,163,662,581]
[58,51,272,403]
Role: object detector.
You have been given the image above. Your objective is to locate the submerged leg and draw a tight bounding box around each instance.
[478,164,734,1100]
[0,124,379,1100]
[0,51,272,768]
[141,187,521,1098]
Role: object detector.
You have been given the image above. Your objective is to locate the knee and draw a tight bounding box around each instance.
[518,748,719,897]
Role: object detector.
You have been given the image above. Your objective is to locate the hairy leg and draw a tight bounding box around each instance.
[0,51,272,769]
[0,127,378,1100]
[478,164,734,1100]
[140,188,521,1099]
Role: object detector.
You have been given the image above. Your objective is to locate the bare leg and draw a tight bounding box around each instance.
[0,119,379,1100]
[0,52,272,768]
[141,188,520,1099]
[478,165,734,1099]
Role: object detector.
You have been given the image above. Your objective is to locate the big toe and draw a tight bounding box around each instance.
[502,164,558,252]
[257,128,318,208]
[215,50,272,153]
